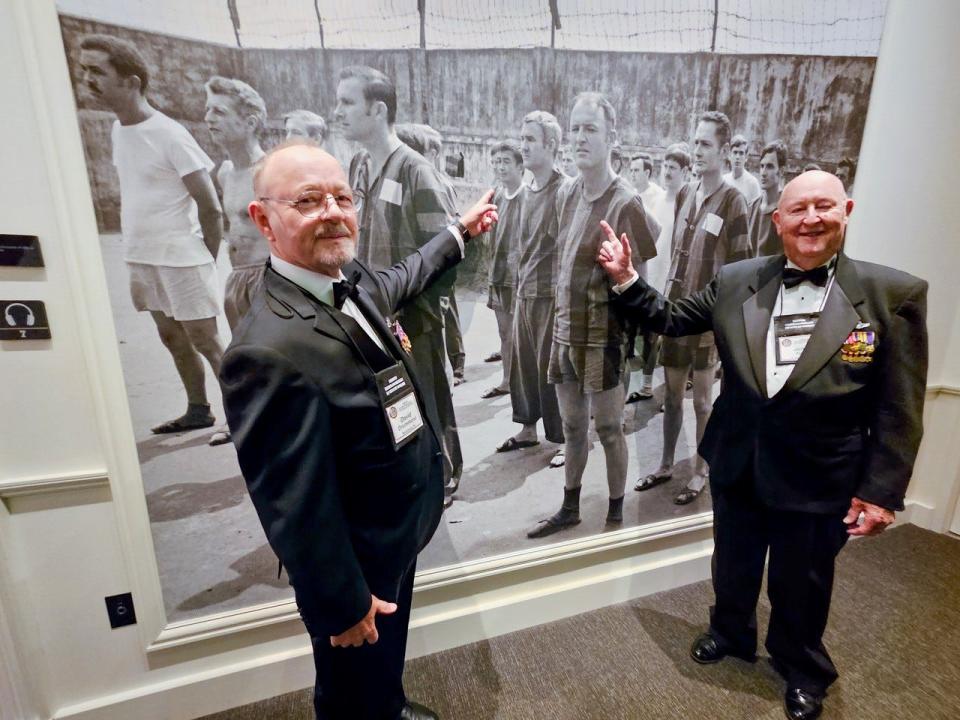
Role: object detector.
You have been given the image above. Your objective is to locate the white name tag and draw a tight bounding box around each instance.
[375,364,423,450]
[703,212,723,236]
[774,313,819,365]
[379,178,403,206]
[386,392,424,446]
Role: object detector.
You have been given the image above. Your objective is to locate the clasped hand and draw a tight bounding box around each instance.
[844,497,895,536]
[330,594,397,648]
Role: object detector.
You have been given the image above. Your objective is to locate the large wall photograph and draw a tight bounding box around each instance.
[56,0,887,622]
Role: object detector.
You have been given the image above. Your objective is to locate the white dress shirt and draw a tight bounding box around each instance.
[765,256,837,397]
[270,254,387,353]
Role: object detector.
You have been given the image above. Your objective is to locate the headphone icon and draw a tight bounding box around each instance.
[4,302,36,327]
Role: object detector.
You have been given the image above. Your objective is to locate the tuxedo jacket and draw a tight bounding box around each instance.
[613,253,928,514]
[219,230,462,637]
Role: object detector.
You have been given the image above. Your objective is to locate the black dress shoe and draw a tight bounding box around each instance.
[400,701,439,720]
[784,688,823,720]
[689,633,756,664]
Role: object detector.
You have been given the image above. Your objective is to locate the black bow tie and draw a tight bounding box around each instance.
[333,271,361,309]
[782,265,829,289]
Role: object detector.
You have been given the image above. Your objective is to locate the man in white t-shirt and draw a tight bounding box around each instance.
[79,35,227,444]
[723,134,761,204]
[624,152,668,402]
[625,144,692,401]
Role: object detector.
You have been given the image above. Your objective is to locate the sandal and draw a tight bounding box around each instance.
[151,410,215,434]
[496,436,540,452]
[208,426,232,446]
[634,471,672,492]
[674,486,704,505]
[483,352,502,363]
[481,386,510,399]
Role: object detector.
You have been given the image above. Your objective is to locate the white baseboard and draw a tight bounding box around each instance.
[54,531,713,720]
[900,498,938,530]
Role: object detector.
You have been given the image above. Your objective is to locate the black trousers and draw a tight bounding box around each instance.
[709,477,849,695]
[310,565,416,719]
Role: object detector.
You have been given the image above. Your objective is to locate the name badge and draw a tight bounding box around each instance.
[374,363,423,450]
[703,212,723,236]
[379,178,403,206]
[774,312,819,365]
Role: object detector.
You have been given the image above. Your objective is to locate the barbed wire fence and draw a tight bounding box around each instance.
[60,0,887,56]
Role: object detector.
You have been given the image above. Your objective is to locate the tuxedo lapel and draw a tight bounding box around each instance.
[352,285,406,362]
[741,256,784,397]
[265,266,353,349]
[779,254,864,396]
[352,284,443,447]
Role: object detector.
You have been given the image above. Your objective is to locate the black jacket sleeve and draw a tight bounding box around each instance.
[857,278,929,510]
[373,228,463,316]
[611,267,719,338]
[219,345,371,636]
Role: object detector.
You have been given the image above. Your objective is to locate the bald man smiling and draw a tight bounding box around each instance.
[597,171,928,720]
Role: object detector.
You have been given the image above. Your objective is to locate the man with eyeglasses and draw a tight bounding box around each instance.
[336,65,464,507]
[220,140,496,720]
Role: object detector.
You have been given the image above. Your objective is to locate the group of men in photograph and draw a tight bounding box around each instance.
[75,29,846,521]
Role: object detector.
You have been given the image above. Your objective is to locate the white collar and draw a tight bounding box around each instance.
[270,254,344,306]
[785,254,838,272]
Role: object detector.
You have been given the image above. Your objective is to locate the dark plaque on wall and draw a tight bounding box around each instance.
[0,235,44,267]
[1,300,51,340]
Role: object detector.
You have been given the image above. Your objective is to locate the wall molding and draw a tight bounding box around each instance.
[147,512,713,655]
[56,530,714,720]
[0,469,109,499]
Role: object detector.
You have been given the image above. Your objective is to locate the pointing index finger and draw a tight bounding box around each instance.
[599,220,617,241]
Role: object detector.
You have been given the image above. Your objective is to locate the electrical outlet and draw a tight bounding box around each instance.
[104,593,137,629]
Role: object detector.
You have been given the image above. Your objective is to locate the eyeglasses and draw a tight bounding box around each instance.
[259,190,363,218]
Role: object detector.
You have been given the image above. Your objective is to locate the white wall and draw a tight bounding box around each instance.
[1,0,959,718]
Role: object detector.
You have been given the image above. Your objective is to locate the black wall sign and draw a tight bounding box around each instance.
[1,300,51,340]
[0,235,44,267]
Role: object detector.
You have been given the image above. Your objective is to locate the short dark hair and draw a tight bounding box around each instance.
[760,140,787,171]
[698,110,732,148]
[79,34,150,95]
[338,66,397,125]
[664,144,692,170]
[729,134,748,151]
[395,123,426,155]
[490,140,522,165]
[632,152,653,175]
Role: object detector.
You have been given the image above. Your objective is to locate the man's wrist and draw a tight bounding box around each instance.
[611,270,640,294]
[446,223,467,259]
[453,219,472,242]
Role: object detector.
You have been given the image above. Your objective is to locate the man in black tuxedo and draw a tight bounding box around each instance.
[219,142,496,720]
[597,171,927,720]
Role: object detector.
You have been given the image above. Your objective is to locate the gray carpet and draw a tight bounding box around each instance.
[199,524,960,719]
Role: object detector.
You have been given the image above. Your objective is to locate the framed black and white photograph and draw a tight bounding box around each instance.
[55,0,887,624]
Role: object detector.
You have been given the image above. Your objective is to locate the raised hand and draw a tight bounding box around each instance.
[597,219,636,286]
[460,188,499,237]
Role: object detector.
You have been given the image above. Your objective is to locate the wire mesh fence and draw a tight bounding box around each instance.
[57,0,887,55]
